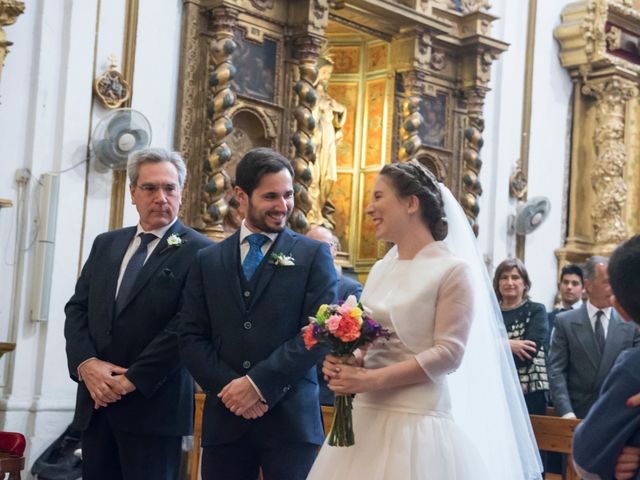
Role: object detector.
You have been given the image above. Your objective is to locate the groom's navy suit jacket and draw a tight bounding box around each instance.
[179,228,337,447]
[65,220,212,436]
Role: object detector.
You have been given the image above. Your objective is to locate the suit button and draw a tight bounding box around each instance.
[282,385,290,393]
[242,360,251,369]
[244,291,251,297]
[244,321,252,330]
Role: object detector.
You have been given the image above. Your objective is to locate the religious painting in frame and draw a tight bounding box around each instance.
[231,28,278,103]
[418,92,447,148]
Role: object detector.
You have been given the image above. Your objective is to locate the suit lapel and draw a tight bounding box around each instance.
[571,306,601,369]
[220,230,246,313]
[107,227,137,321]
[116,220,183,316]
[249,229,297,310]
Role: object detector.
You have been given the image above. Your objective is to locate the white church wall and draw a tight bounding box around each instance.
[481,0,574,309]
[0,0,184,473]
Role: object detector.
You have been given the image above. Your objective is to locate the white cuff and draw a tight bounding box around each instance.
[245,375,266,404]
[562,412,577,419]
[76,357,97,381]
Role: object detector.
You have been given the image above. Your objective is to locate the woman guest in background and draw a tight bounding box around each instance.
[494,258,549,415]
[308,161,542,480]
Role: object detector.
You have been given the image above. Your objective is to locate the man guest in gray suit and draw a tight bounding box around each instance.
[548,255,640,419]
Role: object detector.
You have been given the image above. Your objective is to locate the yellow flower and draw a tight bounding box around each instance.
[351,307,363,318]
[318,304,329,316]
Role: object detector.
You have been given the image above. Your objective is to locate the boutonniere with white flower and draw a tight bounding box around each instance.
[160,233,186,254]
[270,252,295,267]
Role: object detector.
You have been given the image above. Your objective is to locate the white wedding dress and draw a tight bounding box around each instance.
[307,242,490,479]
[307,185,542,480]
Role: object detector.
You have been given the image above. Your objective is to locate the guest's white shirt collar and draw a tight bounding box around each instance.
[136,217,177,239]
[586,300,612,337]
[562,298,583,310]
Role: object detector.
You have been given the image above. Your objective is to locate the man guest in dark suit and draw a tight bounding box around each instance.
[545,264,584,355]
[548,255,640,419]
[64,148,212,480]
[307,225,362,406]
[178,148,337,480]
[306,225,362,303]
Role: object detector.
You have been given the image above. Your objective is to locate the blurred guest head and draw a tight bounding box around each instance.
[558,264,584,308]
[608,236,640,325]
[583,256,611,309]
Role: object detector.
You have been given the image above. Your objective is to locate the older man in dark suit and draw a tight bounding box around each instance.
[549,255,640,419]
[64,148,212,480]
[178,148,337,480]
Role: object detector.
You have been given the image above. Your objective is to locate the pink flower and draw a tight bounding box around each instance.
[303,325,318,349]
[326,314,341,333]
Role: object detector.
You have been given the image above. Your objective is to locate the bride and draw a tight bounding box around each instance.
[307,160,542,479]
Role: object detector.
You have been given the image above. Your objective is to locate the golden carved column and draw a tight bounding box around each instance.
[202,6,237,240]
[554,0,640,262]
[399,71,426,162]
[175,0,209,231]
[0,0,25,83]
[289,35,322,233]
[582,76,637,248]
[460,87,487,235]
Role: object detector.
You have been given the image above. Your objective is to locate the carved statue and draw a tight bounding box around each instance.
[308,54,346,229]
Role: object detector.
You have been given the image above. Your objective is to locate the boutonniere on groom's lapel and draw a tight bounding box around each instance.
[270,252,295,267]
[159,233,186,254]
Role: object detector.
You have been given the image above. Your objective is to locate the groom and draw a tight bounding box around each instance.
[179,148,337,480]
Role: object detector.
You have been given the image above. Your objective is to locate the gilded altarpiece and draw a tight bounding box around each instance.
[555,0,640,265]
[175,0,507,271]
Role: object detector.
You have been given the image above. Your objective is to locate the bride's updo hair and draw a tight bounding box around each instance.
[379,160,448,240]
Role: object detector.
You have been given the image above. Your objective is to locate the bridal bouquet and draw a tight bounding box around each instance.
[304,295,389,446]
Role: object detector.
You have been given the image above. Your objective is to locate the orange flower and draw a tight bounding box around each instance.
[335,315,361,342]
[303,325,318,349]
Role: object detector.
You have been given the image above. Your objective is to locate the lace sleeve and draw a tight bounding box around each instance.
[415,263,473,380]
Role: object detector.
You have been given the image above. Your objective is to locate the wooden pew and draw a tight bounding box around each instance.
[529,414,581,480]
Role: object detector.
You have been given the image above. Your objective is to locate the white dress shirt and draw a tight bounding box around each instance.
[115,218,177,298]
[586,301,611,340]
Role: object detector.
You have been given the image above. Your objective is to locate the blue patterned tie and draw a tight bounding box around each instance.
[116,232,157,312]
[242,233,269,280]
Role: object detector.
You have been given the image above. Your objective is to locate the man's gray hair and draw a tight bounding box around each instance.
[127,148,187,188]
[584,255,609,281]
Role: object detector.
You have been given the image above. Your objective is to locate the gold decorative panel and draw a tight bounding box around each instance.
[358,171,378,260]
[333,172,354,251]
[554,0,640,263]
[328,82,359,168]
[363,78,387,166]
[367,43,388,71]
[332,46,360,74]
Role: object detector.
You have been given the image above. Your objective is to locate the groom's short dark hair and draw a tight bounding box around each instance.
[235,148,294,197]
[609,235,640,324]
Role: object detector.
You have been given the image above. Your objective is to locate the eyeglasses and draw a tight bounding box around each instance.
[135,183,180,196]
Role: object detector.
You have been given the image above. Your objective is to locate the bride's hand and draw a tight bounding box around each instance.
[322,354,359,381]
[326,363,372,394]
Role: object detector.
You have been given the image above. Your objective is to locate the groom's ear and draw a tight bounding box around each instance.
[234,186,248,207]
